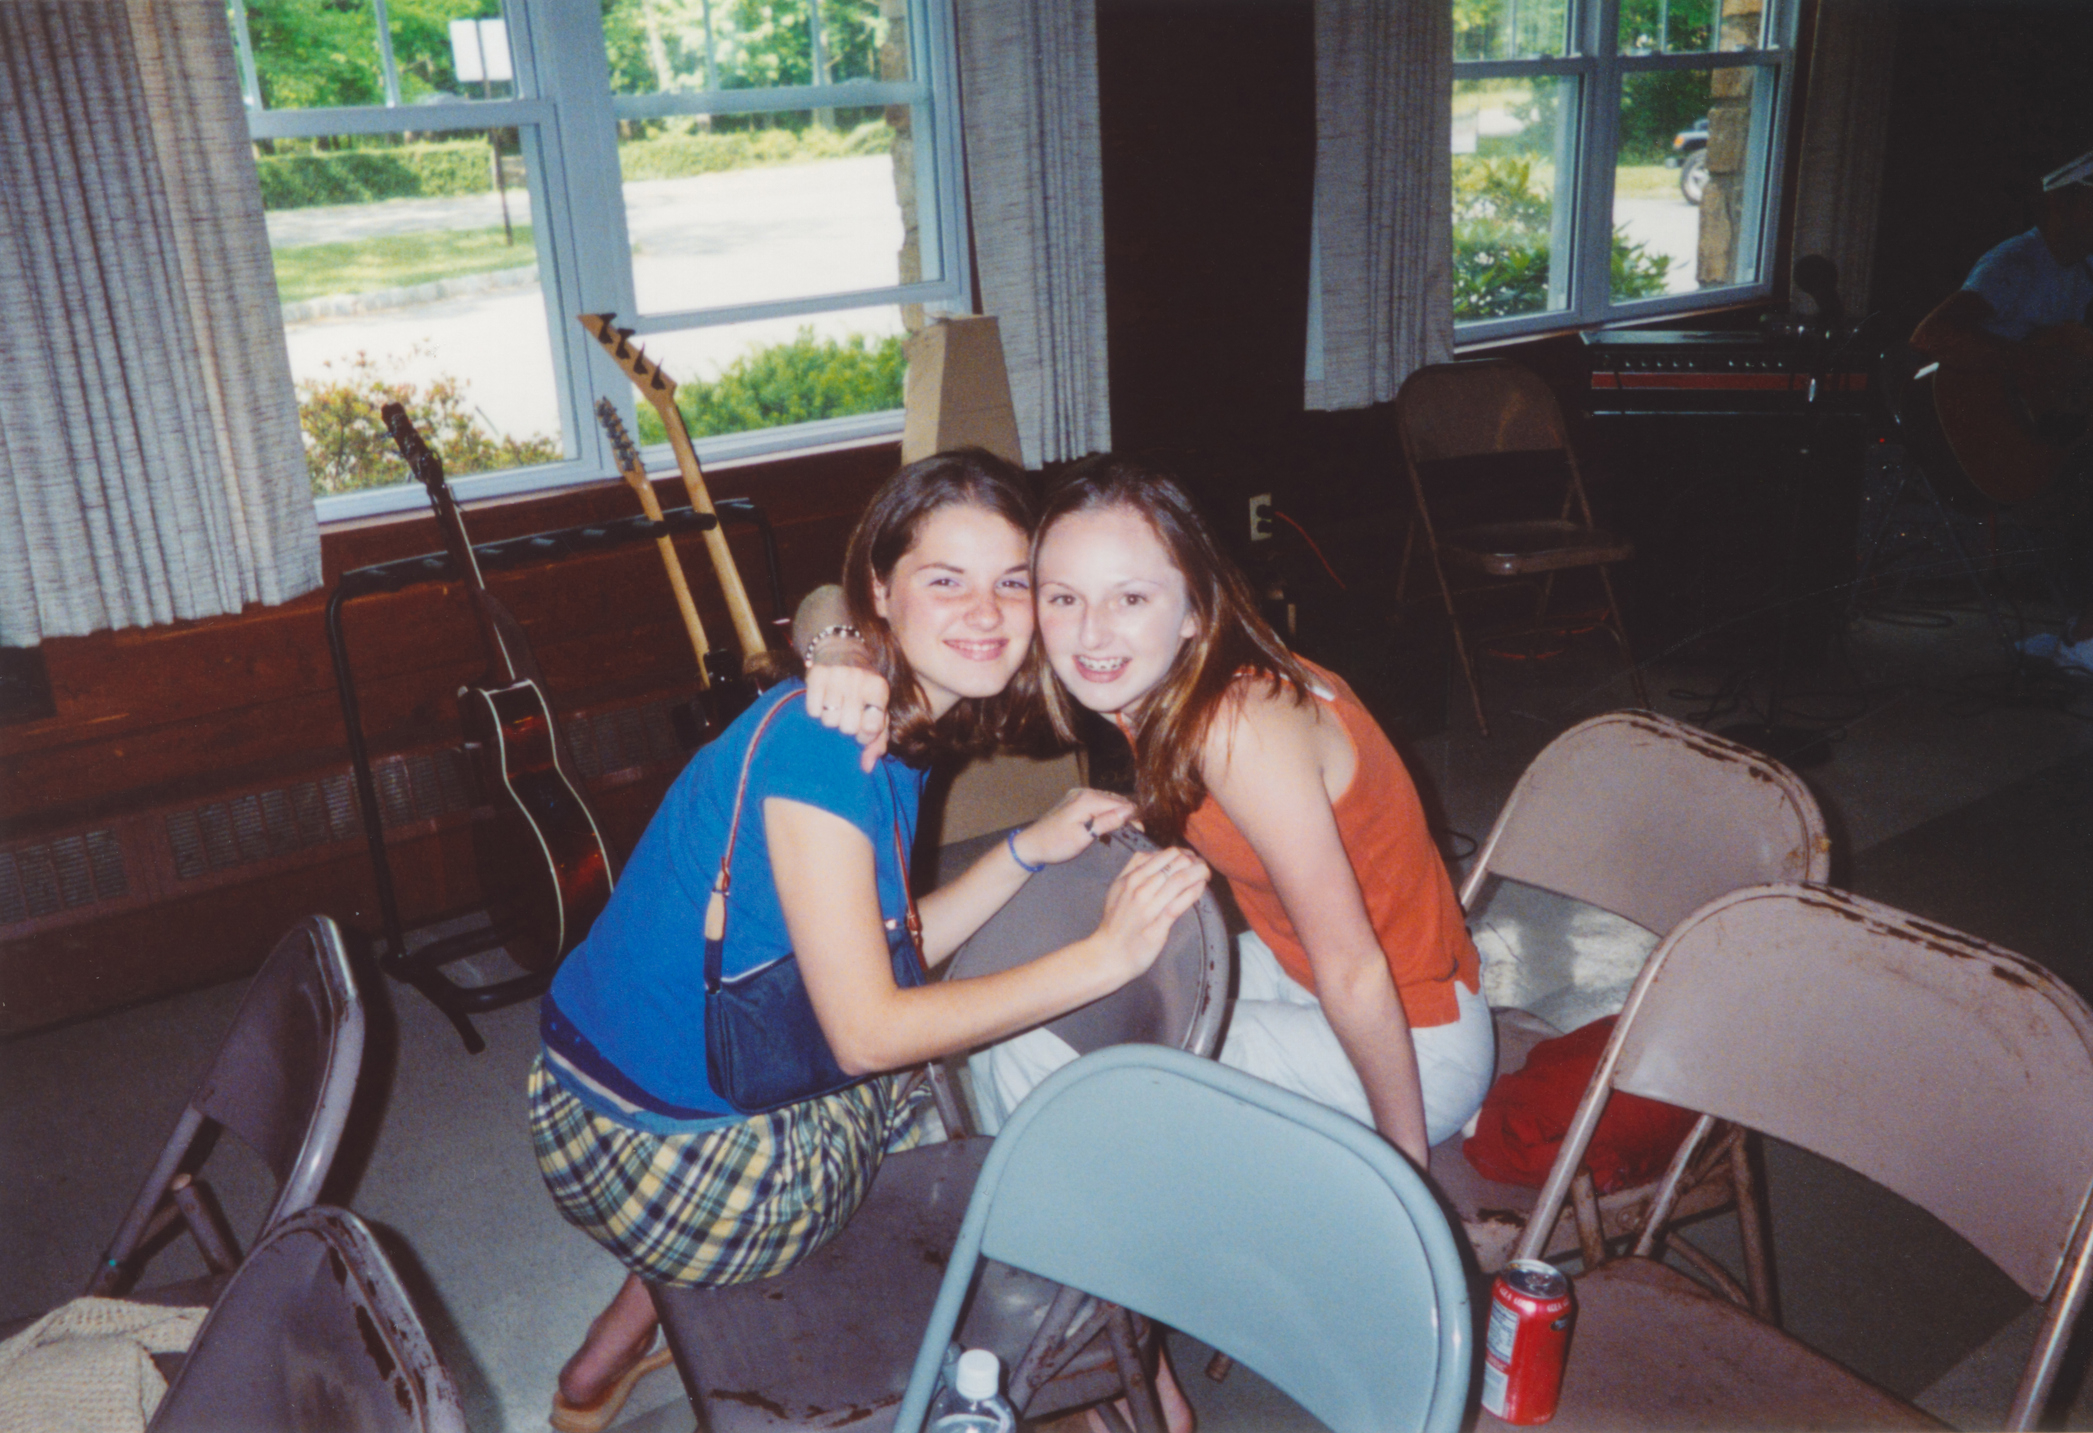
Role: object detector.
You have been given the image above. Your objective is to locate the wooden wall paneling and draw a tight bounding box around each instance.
[0,440,897,1032]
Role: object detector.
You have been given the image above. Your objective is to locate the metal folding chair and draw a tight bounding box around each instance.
[1395,359,1650,735]
[1480,884,2093,1431]
[90,915,366,1307]
[1437,711,1829,1312]
[894,1045,1473,1433]
[648,830,1232,1432]
[150,1206,466,1433]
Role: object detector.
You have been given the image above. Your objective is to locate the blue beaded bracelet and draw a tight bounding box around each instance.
[1007,827,1046,874]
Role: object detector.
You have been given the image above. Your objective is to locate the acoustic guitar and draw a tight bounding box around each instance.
[595,396,756,732]
[380,403,615,972]
[1932,323,2093,503]
[577,313,782,691]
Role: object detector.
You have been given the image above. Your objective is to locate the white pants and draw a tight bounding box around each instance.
[973,930,1496,1146]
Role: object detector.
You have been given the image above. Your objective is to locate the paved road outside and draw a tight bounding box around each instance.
[277,155,904,445]
[274,152,1706,452]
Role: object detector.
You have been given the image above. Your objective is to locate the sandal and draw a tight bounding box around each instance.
[548,1340,675,1433]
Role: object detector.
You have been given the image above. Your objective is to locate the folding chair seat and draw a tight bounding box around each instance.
[892,1045,1473,1433]
[149,1206,467,1432]
[649,830,1232,1433]
[1434,712,1828,1312]
[1479,885,2093,1432]
[1395,359,1649,734]
[91,916,366,1309]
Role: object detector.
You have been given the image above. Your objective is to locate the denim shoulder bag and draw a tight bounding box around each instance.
[703,690,927,1115]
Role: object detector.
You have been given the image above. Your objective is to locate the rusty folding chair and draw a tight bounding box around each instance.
[1433,712,1829,1316]
[149,1206,466,1433]
[1479,885,2093,1432]
[1395,359,1648,734]
[648,830,1232,1433]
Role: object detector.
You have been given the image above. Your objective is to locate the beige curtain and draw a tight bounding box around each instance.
[0,0,319,648]
[954,0,1110,467]
[1789,0,1897,322]
[1306,0,1453,411]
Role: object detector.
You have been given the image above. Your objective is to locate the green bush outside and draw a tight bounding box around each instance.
[1453,155,1671,322]
[258,121,894,211]
[257,140,497,211]
[618,120,892,181]
[297,349,561,496]
[636,329,906,443]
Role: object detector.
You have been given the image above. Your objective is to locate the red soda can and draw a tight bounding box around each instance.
[1481,1259,1574,1424]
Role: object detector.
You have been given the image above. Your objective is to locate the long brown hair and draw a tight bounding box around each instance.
[840,449,1048,763]
[1034,455,1312,844]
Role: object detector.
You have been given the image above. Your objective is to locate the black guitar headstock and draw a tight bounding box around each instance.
[380,402,445,500]
[594,397,642,476]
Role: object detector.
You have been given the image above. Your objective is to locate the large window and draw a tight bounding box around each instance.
[233,0,967,517]
[1451,0,1796,338]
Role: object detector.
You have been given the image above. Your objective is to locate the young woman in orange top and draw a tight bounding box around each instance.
[807,455,1491,1164]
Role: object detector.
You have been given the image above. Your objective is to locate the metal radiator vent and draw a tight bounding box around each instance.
[0,831,127,925]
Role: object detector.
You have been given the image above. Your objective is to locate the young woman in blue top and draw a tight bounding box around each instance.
[531,450,1210,1429]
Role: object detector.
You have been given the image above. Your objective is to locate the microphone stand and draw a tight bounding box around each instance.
[1717,312,1880,769]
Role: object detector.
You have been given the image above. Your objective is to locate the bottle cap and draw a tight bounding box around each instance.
[954,1348,1000,1402]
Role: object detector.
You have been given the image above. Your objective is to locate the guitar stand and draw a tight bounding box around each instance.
[327,499,786,1054]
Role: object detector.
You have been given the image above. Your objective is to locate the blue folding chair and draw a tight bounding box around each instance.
[893,1046,1473,1433]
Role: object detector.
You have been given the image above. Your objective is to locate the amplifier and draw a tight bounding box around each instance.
[1581,330,1871,416]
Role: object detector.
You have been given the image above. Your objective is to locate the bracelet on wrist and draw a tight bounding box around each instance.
[1006,827,1046,875]
[800,623,863,665]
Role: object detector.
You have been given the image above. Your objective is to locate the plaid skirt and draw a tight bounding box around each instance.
[527,1053,937,1287]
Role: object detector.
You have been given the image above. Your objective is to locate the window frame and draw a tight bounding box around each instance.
[238,0,970,522]
[1452,0,1799,345]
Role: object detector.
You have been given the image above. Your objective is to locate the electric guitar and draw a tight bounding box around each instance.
[595,397,756,731]
[381,403,615,972]
[577,313,782,692]
[1932,323,2093,503]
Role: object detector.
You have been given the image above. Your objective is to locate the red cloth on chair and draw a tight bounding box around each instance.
[1462,1015,1697,1193]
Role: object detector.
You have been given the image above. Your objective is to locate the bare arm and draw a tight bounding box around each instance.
[793,583,891,771]
[1200,691,1431,1165]
[767,796,1208,1075]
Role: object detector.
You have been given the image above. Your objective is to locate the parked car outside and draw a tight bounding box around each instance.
[1667,117,1709,204]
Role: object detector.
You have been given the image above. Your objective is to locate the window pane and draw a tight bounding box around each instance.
[1621,0,1765,52]
[604,0,902,95]
[245,0,385,109]
[264,129,565,496]
[1618,0,1713,54]
[1451,77,1575,322]
[622,310,907,442]
[1453,0,1572,61]
[625,106,922,315]
[1611,65,1768,302]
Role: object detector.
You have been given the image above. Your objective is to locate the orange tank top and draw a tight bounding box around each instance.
[1178,661,1481,1028]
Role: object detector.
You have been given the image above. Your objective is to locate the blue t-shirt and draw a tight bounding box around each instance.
[1964,229,2093,340]
[543,681,926,1123]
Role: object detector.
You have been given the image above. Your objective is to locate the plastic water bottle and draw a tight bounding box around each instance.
[926,1347,1016,1433]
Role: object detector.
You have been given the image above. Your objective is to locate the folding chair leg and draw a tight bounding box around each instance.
[1592,564,1650,709]
[1106,1307,1167,1433]
[1569,1171,1608,1269]
[1731,1131,1779,1323]
[1427,551,1490,736]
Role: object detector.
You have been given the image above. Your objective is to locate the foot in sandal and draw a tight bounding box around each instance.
[552,1275,671,1433]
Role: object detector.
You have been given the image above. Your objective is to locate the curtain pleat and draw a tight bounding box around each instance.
[955,0,1110,468]
[1790,0,1897,323]
[1307,0,1453,411]
[0,0,319,648]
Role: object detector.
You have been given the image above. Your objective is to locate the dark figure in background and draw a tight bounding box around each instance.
[1911,147,2093,667]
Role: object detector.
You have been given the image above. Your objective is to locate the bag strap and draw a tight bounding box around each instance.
[704,689,922,993]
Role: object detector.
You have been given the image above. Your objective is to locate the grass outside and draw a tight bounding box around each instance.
[272,225,534,304]
[1614,163,1682,200]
